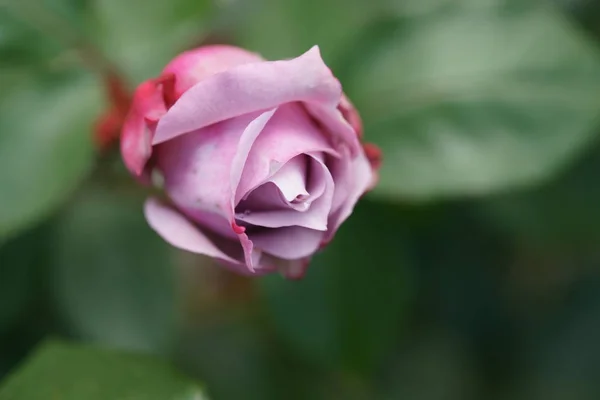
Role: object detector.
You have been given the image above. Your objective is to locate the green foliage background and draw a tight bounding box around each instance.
[2,0,600,398]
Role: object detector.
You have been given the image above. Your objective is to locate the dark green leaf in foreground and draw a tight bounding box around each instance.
[0,341,208,400]
[345,0,600,200]
[0,74,101,241]
[51,188,177,353]
[0,228,44,335]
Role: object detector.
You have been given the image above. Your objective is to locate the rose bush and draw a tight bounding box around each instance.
[121,45,380,278]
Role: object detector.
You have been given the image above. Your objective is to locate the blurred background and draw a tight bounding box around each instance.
[2,0,600,398]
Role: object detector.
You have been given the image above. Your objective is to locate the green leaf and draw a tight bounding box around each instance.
[51,187,178,353]
[0,74,101,241]
[0,11,60,69]
[0,341,208,400]
[0,228,43,335]
[258,200,414,373]
[480,143,600,253]
[231,0,388,61]
[88,0,215,82]
[344,0,600,200]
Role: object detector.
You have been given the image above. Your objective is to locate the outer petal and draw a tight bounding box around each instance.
[144,198,240,265]
[155,109,277,271]
[144,198,275,275]
[304,102,361,156]
[250,226,324,259]
[120,80,167,175]
[325,148,374,242]
[338,94,363,138]
[153,46,342,145]
[163,45,264,94]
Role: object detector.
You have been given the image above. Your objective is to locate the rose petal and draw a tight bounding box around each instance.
[236,155,334,231]
[144,198,275,275]
[235,103,338,204]
[176,208,239,240]
[156,110,274,218]
[120,81,167,175]
[155,109,276,271]
[304,102,361,156]
[267,155,308,202]
[153,46,342,145]
[163,45,264,94]
[250,226,324,259]
[236,183,290,212]
[325,148,373,242]
[144,197,240,264]
[338,93,363,138]
[236,155,310,213]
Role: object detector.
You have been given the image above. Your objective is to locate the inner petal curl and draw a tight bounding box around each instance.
[234,153,334,231]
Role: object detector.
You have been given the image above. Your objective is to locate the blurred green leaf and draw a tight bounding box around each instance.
[344,0,600,200]
[480,141,600,252]
[51,187,177,353]
[0,11,60,68]
[89,0,215,81]
[258,200,414,373]
[0,74,101,241]
[1,0,97,71]
[0,340,208,400]
[552,0,600,40]
[0,228,43,335]
[231,0,388,60]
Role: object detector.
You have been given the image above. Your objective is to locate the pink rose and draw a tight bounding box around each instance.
[121,45,381,278]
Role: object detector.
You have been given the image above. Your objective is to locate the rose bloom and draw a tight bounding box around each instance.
[121,45,381,278]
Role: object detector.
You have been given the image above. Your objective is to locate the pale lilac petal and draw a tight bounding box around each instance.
[163,45,264,94]
[338,93,363,138]
[236,183,289,212]
[229,108,278,201]
[235,103,339,204]
[155,110,275,222]
[144,198,274,275]
[153,46,341,144]
[304,102,361,156]
[325,149,373,242]
[267,156,308,202]
[144,197,240,265]
[236,155,334,231]
[177,208,238,240]
[250,226,325,259]
[155,109,276,271]
[229,109,278,271]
